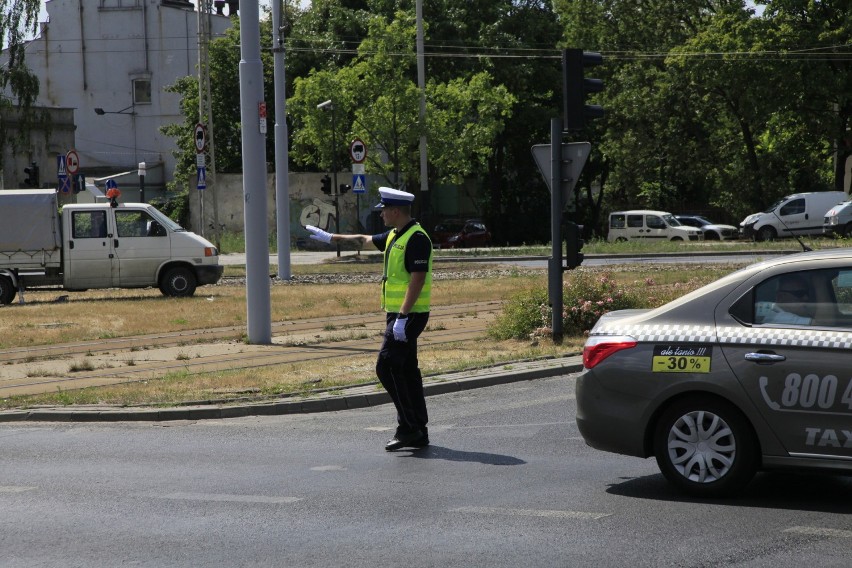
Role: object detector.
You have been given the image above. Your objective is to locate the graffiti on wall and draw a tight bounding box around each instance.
[299,198,336,231]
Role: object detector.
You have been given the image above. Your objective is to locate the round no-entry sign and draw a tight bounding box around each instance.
[65,150,80,175]
[349,138,367,163]
[194,123,207,153]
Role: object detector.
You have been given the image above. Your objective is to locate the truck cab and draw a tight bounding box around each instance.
[61,203,223,295]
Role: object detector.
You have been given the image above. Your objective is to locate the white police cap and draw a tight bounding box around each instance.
[375,187,415,208]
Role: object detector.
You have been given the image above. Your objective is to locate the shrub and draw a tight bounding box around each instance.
[489,271,646,340]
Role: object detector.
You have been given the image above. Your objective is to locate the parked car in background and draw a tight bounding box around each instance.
[607,210,703,242]
[675,215,739,240]
[739,191,847,241]
[432,219,492,249]
[823,200,852,237]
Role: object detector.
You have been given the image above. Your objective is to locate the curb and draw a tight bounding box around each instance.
[0,356,583,423]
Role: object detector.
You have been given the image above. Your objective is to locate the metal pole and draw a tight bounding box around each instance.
[238,0,272,344]
[549,118,563,343]
[138,162,146,203]
[332,104,340,258]
[272,0,291,280]
[416,0,428,221]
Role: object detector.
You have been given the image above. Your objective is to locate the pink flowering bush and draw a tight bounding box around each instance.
[490,272,644,340]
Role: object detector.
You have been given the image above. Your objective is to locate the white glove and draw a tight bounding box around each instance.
[305,225,333,244]
[392,316,408,342]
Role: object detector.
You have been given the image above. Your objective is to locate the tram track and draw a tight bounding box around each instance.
[0,302,501,397]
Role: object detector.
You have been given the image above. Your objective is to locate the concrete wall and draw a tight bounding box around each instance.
[190,172,381,247]
[0,107,76,193]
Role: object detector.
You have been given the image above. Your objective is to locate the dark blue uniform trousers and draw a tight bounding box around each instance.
[377,311,430,434]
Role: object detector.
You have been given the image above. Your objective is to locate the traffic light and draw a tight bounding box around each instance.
[320,175,332,195]
[564,221,584,270]
[23,162,39,188]
[339,183,351,194]
[562,48,604,132]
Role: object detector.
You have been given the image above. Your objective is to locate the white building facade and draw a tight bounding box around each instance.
[5,0,232,191]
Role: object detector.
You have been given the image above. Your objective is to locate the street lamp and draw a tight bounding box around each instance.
[317,99,341,257]
[94,104,136,116]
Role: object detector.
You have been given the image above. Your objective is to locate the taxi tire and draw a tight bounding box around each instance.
[653,397,758,497]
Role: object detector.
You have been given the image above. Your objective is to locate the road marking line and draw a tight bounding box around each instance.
[311,465,347,471]
[784,526,852,538]
[0,486,37,493]
[450,506,611,520]
[157,492,301,504]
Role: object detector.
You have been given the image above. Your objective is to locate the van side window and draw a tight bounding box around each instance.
[115,210,162,237]
[72,211,107,239]
[627,215,643,228]
[646,216,665,229]
[779,198,805,216]
[610,214,626,229]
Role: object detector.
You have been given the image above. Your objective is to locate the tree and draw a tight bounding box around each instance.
[0,0,41,172]
[287,11,515,196]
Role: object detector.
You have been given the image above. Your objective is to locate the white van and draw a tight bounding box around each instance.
[739,191,847,241]
[823,200,852,237]
[607,210,704,242]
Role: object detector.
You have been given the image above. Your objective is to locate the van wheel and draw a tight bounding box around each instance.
[159,267,197,297]
[615,237,628,243]
[842,223,852,238]
[757,226,776,241]
[0,275,17,305]
[671,236,683,241]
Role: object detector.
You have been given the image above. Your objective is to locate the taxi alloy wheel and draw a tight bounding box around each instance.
[654,397,758,497]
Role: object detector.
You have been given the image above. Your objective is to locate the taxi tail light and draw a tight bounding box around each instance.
[583,336,638,369]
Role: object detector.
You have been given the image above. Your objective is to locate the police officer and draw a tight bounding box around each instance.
[305,187,433,451]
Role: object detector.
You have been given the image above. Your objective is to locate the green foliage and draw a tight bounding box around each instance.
[489,272,645,340]
[149,192,191,227]
[0,0,41,172]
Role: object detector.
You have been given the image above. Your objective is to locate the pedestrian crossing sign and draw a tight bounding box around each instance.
[352,173,366,194]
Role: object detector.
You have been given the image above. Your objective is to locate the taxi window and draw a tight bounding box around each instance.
[752,269,852,328]
[832,271,852,316]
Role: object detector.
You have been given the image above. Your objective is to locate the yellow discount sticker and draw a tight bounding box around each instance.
[652,344,712,373]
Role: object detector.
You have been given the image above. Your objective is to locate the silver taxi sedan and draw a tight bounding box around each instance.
[576,248,852,497]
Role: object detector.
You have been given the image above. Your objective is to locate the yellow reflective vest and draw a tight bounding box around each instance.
[382,224,432,313]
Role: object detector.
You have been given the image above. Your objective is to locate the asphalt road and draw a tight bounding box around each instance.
[2,375,850,567]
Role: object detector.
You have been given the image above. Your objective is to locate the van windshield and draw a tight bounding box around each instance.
[148,208,185,232]
[763,197,788,213]
[662,214,682,227]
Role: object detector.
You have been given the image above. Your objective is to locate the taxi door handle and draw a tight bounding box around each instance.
[745,352,786,363]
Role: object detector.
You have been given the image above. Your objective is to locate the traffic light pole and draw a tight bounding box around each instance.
[548,118,564,343]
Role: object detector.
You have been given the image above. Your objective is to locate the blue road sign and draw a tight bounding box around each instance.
[197,166,206,190]
[59,176,71,193]
[352,173,366,194]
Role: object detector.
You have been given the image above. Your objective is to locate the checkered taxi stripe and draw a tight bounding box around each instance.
[592,323,852,349]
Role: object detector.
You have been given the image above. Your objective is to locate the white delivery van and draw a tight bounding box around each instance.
[823,200,852,237]
[607,210,704,242]
[0,189,223,304]
[739,191,847,241]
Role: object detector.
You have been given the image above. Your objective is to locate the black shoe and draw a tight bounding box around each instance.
[411,427,429,448]
[385,429,425,451]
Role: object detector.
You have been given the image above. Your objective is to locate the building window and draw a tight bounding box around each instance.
[133,79,152,105]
